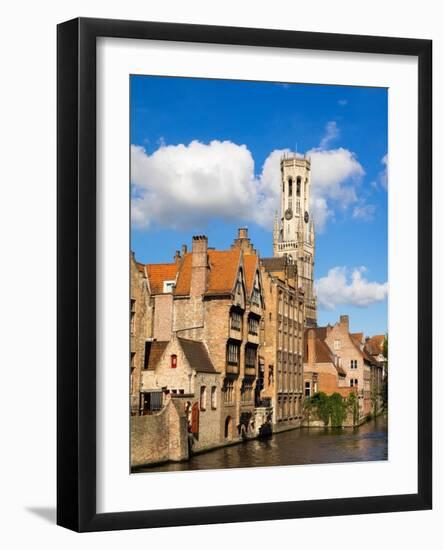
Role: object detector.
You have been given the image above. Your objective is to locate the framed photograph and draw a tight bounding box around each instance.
[57,17,432,532]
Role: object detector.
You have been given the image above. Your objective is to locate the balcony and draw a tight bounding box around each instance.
[277,241,298,252]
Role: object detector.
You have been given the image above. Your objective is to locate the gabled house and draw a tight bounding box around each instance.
[142,335,221,452]
[303,328,353,399]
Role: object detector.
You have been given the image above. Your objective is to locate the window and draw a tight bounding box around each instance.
[163,280,175,293]
[223,378,234,404]
[252,286,261,306]
[288,177,293,197]
[200,386,207,411]
[211,386,217,409]
[245,346,257,369]
[296,176,301,197]
[227,343,240,366]
[305,380,311,397]
[230,310,242,331]
[130,299,136,334]
[130,367,135,394]
[248,316,259,335]
[334,339,341,350]
[241,378,254,403]
[350,378,358,387]
[170,354,177,368]
[351,359,358,369]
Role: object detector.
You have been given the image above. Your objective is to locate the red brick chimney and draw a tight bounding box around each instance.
[190,236,209,297]
[339,315,349,329]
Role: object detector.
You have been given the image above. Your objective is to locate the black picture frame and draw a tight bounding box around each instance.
[57,17,432,532]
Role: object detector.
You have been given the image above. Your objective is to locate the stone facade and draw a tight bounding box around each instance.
[273,154,317,327]
[131,396,188,467]
[260,256,304,430]
[142,335,222,453]
[130,253,153,414]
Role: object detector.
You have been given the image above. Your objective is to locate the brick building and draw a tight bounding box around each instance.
[136,229,267,459]
[130,253,153,414]
[303,328,354,399]
[259,255,304,430]
[308,315,383,420]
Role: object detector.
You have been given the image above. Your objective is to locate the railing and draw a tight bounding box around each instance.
[256,397,272,408]
[277,241,298,251]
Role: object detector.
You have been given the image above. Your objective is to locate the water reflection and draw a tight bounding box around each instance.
[136,416,387,473]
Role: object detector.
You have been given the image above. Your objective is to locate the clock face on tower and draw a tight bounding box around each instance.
[304,211,309,223]
[284,208,293,220]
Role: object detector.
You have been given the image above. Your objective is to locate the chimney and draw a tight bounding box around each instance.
[190,236,209,297]
[238,227,248,240]
[231,227,255,253]
[174,250,181,263]
[307,329,316,367]
[181,244,188,256]
[339,315,349,329]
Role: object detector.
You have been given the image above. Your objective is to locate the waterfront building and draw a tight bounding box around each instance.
[130,252,153,415]
[259,255,304,430]
[273,153,317,327]
[138,229,267,457]
[309,315,383,419]
[303,328,355,399]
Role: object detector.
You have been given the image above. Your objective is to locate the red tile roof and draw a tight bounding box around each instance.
[365,335,385,356]
[174,249,242,296]
[304,330,346,376]
[243,254,259,296]
[145,263,178,294]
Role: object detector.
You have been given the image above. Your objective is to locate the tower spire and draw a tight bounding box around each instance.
[274,152,317,327]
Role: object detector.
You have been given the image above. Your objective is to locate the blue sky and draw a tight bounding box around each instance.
[130,75,388,336]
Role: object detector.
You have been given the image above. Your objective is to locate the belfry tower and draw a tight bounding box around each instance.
[273,153,317,327]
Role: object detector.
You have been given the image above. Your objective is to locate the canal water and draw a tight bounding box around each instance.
[136,416,387,473]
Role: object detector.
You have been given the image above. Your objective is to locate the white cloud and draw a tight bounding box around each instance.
[316,266,388,310]
[307,147,364,230]
[131,140,260,229]
[370,154,388,191]
[319,120,340,149]
[352,200,376,221]
[131,126,365,232]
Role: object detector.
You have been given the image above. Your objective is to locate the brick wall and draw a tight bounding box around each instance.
[131,398,188,467]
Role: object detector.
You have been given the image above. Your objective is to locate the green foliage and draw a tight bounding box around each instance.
[346,391,359,426]
[305,392,347,427]
[330,393,347,426]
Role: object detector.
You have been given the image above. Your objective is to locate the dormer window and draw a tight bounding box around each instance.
[163,280,175,293]
[170,354,177,368]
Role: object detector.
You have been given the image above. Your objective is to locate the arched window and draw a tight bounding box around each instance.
[296,177,301,196]
[288,178,293,197]
[170,354,177,368]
